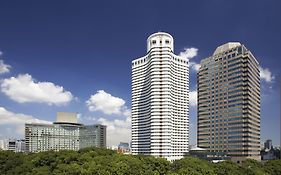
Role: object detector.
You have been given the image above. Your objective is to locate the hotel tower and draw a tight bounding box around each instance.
[197,43,261,162]
[131,32,189,161]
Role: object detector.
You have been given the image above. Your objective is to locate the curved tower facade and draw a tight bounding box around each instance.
[131,32,189,161]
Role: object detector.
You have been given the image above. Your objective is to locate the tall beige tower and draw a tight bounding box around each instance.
[197,43,261,162]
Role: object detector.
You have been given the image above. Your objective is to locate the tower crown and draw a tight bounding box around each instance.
[213,42,241,55]
[147,32,174,52]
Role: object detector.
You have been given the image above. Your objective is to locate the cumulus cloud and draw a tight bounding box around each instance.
[0,107,51,125]
[189,90,197,106]
[0,60,11,74]
[179,47,200,72]
[86,90,130,116]
[98,116,131,147]
[0,107,51,135]
[179,47,198,59]
[189,62,201,72]
[85,90,131,146]
[0,74,73,105]
[260,66,274,83]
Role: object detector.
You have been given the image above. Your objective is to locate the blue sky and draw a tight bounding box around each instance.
[0,0,280,147]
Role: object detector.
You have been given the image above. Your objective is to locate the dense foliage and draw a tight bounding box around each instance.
[0,148,280,175]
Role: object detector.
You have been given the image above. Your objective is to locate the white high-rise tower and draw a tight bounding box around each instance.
[131,32,189,161]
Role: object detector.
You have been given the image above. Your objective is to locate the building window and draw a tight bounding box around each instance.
[152,40,156,44]
[165,40,169,44]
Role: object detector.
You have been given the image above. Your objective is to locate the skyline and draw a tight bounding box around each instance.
[0,0,280,147]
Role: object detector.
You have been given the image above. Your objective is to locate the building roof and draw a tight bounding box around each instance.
[213,42,241,55]
[56,112,77,123]
[147,32,173,41]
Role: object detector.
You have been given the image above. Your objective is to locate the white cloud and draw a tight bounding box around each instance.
[97,116,131,147]
[0,60,11,74]
[189,61,201,72]
[179,47,198,59]
[85,90,131,146]
[86,90,130,116]
[179,47,201,72]
[0,107,51,125]
[260,66,274,83]
[189,90,197,106]
[0,74,73,105]
[0,107,51,135]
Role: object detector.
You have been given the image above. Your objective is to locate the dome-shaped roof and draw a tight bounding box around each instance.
[213,42,241,55]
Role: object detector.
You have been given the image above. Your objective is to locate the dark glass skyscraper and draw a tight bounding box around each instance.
[197,43,260,162]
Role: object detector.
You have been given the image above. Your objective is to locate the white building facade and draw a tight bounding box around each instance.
[131,32,189,161]
[0,139,25,152]
[25,112,106,152]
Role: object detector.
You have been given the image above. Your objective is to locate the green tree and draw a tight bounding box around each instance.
[214,161,243,175]
[0,151,25,174]
[172,157,215,175]
[264,160,281,175]
[53,163,86,175]
[31,166,51,175]
[240,159,268,175]
[141,156,171,175]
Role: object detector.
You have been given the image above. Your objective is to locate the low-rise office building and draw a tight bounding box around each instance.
[25,112,106,152]
[0,139,25,152]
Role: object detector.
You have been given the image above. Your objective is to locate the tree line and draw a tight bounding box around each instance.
[0,147,281,175]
